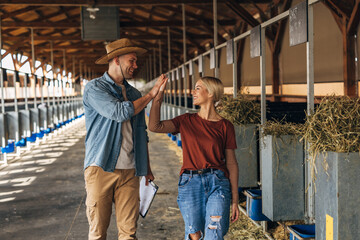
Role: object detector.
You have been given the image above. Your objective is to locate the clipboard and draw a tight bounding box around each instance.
[139,177,158,218]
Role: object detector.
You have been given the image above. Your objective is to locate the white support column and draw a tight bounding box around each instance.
[260,27,266,125]
[31,28,37,109]
[182,4,188,108]
[213,0,219,78]
[167,27,171,104]
[191,60,196,109]
[0,18,4,115]
[51,41,56,108]
[0,17,6,162]
[153,48,156,78]
[159,40,162,75]
[63,49,66,104]
[149,54,153,80]
[233,40,238,98]
[177,68,181,107]
[306,2,315,224]
[72,56,75,103]
[40,76,44,104]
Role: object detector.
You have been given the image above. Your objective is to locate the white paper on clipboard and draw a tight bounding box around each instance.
[139,177,158,218]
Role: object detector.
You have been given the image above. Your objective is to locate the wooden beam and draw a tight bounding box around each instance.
[225,0,259,27]
[343,21,357,97]
[1,20,79,28]
[120,19,237,28]
[327,0,352,19]
[347,0,360,34]
[0,6,39,20]
[225,0,275,40]
[0,0,273,6]
[1,19,236,29]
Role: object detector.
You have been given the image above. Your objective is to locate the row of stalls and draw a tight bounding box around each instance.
[147,99,358,240]
[142,0,359,239]
[0,68,84,165]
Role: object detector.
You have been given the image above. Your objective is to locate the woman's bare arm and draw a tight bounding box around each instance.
[148,78,177,133]
[225,149,240,223]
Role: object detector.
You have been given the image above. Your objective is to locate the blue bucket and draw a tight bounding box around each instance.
[1,140,15,153]
[245,189,270,221]
[15,138,27,147]
[27,133,37,143]
[44,128,52,134]
[171,134,177,141]
[288,224,315,240]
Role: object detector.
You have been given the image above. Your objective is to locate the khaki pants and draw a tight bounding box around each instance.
[84,166,140,240]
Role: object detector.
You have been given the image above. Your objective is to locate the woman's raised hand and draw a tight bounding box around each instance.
[149,74,168,98]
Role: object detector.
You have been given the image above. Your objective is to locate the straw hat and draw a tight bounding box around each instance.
[95,38,147,64]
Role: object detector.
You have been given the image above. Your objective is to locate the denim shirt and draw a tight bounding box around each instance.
[83,72,149,176]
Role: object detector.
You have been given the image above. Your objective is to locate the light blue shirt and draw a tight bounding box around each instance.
[83,72,149,176]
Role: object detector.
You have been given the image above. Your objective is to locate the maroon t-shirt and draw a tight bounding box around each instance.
[171,113,237,177]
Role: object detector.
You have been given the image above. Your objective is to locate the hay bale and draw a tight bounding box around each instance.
[218,94,261,125]
[302,95,360,186]
[303,95,360,153]
[262,120,304,137]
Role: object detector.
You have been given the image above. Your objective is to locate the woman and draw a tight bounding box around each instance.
[149,75,240,240]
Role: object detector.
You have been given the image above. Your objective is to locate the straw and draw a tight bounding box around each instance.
[218,94,261,125]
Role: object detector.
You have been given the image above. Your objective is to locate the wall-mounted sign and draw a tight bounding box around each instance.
[210,48,216,69]
[226,39,234,64]
[189,60,193,76]
[250,25,261,58]
[289,0,308,46]
[176,67,180,80]
[198,55,204,73]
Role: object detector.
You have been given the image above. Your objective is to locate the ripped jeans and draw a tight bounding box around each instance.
[177,169,231,240]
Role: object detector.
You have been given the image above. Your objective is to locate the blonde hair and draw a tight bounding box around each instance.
[199,76,224,102]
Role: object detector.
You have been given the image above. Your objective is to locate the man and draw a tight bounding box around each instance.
[83,38,167,240]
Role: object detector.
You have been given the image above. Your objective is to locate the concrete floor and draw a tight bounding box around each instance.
[0,118,185,240]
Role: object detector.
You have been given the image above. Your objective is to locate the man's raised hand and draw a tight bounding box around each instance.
[149,74,168,98]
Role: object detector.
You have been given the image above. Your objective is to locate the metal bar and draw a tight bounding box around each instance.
[191,60,196,109]
[260,27,266,125]
[153,48,156,78]
[0,17,5,114]
[13,71,18,112]
[31,28,37,109]
[63,49,66,104]
[306,1,315,224]
[169,71,172,105]
[149,54,153,80]
[24,74,28,110]
[178,68,181,106]
[46,77,50,107]
[167,27,171,71]
[159,40,162,76]
[40,76,44,103]
[182,3,188,108]
[167,27,171,104]
[51,41,56,107]
[213,0,219,78]
[72,56,75,106]
[233,40,238,98]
